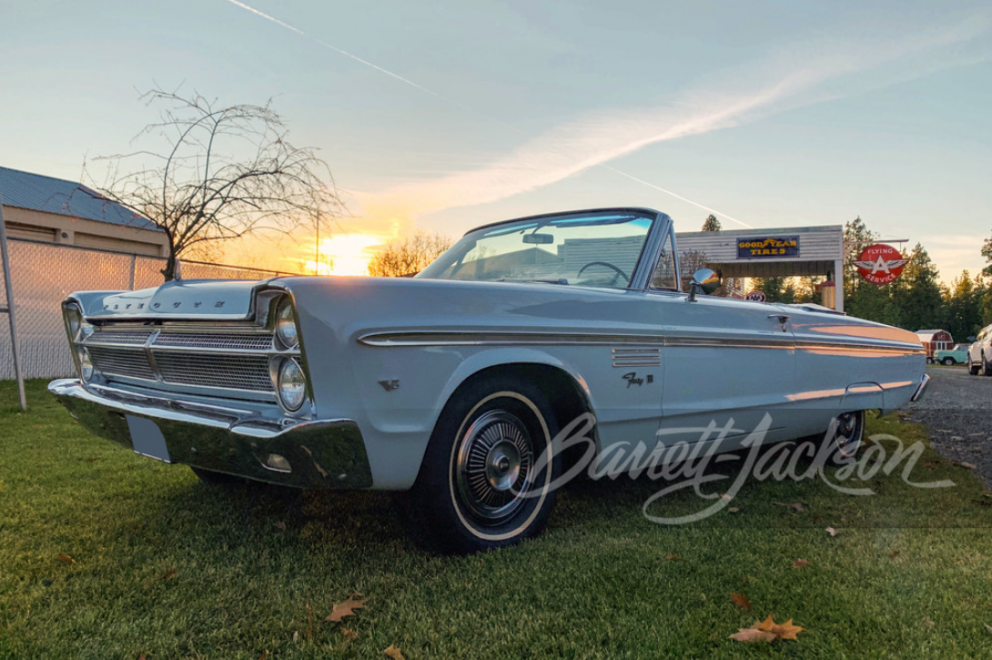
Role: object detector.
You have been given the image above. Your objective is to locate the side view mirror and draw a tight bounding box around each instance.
[688,268,721,302]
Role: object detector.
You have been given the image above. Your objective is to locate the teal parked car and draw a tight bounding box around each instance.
[935,344,970,366]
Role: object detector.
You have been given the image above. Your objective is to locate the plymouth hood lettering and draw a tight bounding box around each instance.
[82,279,276,320]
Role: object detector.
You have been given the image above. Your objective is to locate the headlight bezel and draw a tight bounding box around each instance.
[274,298,299,350]
[275,357,307,412]
[62,302,96,381]
[78,346,94,382]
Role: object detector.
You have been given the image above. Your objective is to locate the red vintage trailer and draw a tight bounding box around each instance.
[915,329,954,363]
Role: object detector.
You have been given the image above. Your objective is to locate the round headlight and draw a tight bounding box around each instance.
[78,347,94,382]
[275,301,298,349]
[277,358,307,411]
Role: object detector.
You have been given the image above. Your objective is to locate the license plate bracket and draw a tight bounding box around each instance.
[126,415,172,463]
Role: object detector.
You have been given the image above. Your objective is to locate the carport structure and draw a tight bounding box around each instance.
[675,225,845,312]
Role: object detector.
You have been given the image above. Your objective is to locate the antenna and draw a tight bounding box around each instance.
[0,186,27,410]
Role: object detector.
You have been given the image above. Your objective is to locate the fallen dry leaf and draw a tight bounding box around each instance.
[383,645,405,660]
[728,507,740,513]
[889,551,900,559]
[729,628,776,643]
[257,651,268,660]
[720,493,733,500]
[984,623,992,635]
[773,501,806,512]
[812,515,822,523]
[792,559,809,569]
[923,616,935,630]
[160,568,176,580]
[56,553,75,564]
[756,615,804,640]
[954,462,977,470]
[85,457,101,463]
[731,592,753,611]
[326,594,366,623]
[665,553,683,561]
[274,521,287,530]
[826,527,839,537]
[342,628,359,641]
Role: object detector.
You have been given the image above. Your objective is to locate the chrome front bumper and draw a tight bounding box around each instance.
[910,373,930,402]
[48,379,372,489]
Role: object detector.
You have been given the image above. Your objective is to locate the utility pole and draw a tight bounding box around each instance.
[0,187,27,410]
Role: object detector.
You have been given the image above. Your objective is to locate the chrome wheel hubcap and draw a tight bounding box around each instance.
[455,410,534,522]
[835,411,861,456]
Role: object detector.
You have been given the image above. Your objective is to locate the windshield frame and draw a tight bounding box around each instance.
[416,207,674,291]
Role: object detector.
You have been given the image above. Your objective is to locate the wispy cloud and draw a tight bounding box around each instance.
[225,0,991,230]
[366,13,992,221]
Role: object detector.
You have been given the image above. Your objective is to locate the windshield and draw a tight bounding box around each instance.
[417,210,655,288]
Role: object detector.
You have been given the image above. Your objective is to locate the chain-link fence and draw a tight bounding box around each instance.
[0,238,299,379]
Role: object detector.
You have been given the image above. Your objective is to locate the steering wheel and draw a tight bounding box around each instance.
[576,261,630,284]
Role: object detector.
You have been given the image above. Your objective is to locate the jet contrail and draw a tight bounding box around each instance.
[222,0,753,227]
[224,0,455,105]
[603,167,753,229]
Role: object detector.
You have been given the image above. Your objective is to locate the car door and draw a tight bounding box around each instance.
[651,293,797,446]
[645,234,797,448]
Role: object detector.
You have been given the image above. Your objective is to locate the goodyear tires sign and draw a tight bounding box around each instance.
[737,236,800,258]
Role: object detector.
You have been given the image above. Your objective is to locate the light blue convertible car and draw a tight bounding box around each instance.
[49,208,928,553]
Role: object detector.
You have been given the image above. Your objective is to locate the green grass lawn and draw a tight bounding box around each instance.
[2,379,992,659]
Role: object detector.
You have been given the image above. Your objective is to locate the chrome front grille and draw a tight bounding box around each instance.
[156,353,273,391]
[82,326,292,399]
[88,346,156,380]
[154,332,274,351]
[91,330,155,345]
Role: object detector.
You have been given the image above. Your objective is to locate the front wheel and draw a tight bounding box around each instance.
[984,353,992,377]
[397,375,561,554]
[967,355,980,375]
[941,357,954,366]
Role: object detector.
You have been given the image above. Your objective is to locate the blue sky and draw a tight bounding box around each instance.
[1,0,989,278]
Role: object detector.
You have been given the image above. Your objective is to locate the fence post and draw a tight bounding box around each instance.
[128,254,136,290]
[0,188,27,411]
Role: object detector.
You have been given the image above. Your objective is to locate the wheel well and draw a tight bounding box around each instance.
[444,363,596,473]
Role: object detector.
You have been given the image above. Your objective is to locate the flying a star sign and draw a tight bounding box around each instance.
[854,244,908,285]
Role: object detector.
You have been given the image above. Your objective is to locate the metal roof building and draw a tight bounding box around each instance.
[675,225,845,311]
[0,166,166,256]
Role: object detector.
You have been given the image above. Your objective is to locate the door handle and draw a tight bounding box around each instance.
[768,313,790,330]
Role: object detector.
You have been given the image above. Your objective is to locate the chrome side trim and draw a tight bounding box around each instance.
[359,331,668,347]
[358,330,924,355]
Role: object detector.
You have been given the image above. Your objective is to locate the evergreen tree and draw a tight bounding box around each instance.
[702,215,721,232]
[943,271,984,341]
[891,243,944,331]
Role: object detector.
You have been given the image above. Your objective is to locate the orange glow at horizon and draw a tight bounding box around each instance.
[303,233,386,276]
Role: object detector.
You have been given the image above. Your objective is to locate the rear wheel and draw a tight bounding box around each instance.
[831,410,865,462]
[396,375,560,554]
[967,355,980,375]
[984,353,992,377]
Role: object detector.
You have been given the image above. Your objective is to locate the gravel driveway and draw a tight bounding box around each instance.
[905,365,992,488]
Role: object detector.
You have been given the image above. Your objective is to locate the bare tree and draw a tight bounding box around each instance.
[367,231,452,277]
[92,87,345,281]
